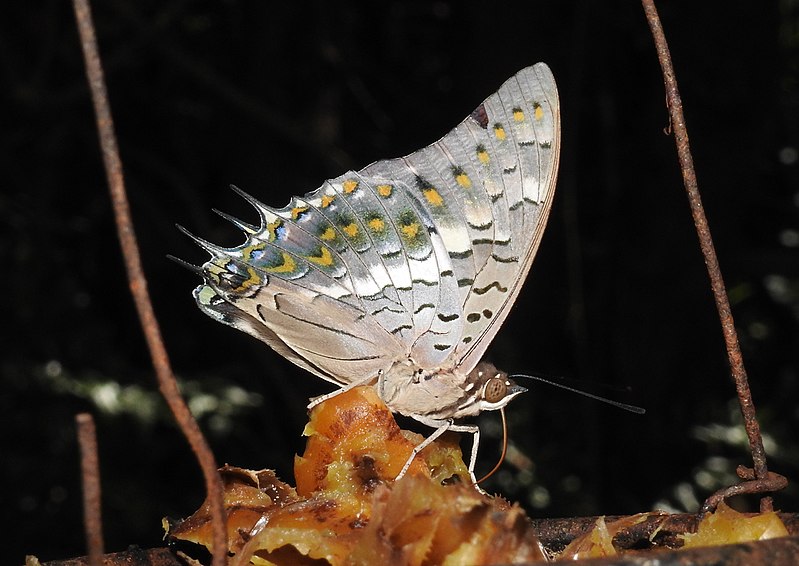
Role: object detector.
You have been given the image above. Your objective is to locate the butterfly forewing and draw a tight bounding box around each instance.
[361,64,560,372]
[192,63,559,387]
[454,64,560,371]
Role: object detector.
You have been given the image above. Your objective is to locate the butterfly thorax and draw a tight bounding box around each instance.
[378,360,525,423]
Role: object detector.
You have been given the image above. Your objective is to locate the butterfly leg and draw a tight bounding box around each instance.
[447,423,480,486]
[396,420,453,480]
[398,420,484,492]
[306,373,377,410]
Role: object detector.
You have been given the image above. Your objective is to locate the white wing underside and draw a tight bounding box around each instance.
[193,63,560,386]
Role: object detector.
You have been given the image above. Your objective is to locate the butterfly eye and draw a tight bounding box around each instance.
[483,377,507,403]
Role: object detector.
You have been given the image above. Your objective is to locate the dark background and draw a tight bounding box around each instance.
[4,1,798,562]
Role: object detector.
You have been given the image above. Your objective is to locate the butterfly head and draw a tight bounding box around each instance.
[461,361,527,415]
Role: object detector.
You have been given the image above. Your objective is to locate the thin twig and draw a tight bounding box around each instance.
[71,0,228,562]
[76,413,104,565]
[641,0,779,513]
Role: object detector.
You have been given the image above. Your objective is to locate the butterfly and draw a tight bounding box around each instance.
[181,63,560,484]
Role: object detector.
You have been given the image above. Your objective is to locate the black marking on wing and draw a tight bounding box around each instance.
[480,239,511,247]
[470,103,489,129]
[503,165,518,174]
[256,302,268,322]
[415,176,434,191]
[361,290,399,301]
[434,343,452,351]
[414,303,435,314]
[472,281,508,295]
[437,313,460,322]
[406,241,436,262]
[440,269,454,277]
[371,305,406,315]
[451,165,467,177]
[391,324,414,334]
[412,278,439,287]
[466,313,481,323]
[491,254,519,263]
[519,140,536,147]
[458,278,475,287]
[468,220,494,231]
[449,249,474,260]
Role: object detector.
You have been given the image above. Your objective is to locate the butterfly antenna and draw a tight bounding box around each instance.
[511,374,645,414]
[477,407,509,484]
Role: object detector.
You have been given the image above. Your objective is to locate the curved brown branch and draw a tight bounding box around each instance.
[640,0,776,513]
[71,1,228,562]
[701,468,789,516]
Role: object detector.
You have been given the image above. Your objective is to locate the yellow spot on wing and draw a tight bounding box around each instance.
[236,267,261,291]
[267,252,297,274]
[308,246,334,266]
[455,173,472,189]
[343,179,358,193]
[242,242,266,261]
[321,194,335,208]
[266,220,283,242]
[423,188,444,206]
[320,226,337,241]
[343,223,359,237]
[534,105,544,121]
[513,109,525,122]
[377,184,393,197]
[368,217,385,232]
[291,206,309,220]
[401,222,420,239]
[477,149,490,164]
[494,125,506,140]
